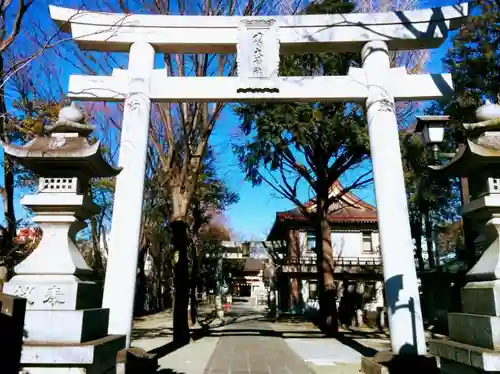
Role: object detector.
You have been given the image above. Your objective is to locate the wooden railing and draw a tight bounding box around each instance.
[281,256,382,274]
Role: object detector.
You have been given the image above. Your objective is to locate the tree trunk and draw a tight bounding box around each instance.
[90,217,105,277]
[0,54,16,254]
[171,220,191,345]
[135,247,147,317]
[423,212,435,268]
[190,242,200,325]
[164,252,175,309]
[315,202,338,336]
[155,247,163,311]
[459,177,478,269]
[3,157,15,243]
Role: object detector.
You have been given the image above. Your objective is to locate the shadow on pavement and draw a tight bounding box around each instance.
[156,369,185,374]
[132,327,173,340]
[341,329,390,340]
[149,340,190,361]
[193,327,325,340]
[336,331,385,358]
[143,309,266,361]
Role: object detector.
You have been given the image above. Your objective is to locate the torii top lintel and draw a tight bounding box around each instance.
[49,4,468,54]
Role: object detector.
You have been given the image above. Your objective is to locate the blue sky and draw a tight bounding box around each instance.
[3,0,466,240]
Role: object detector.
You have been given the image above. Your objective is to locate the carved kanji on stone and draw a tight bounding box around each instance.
[13,284,35,305]
[43,285,65,307]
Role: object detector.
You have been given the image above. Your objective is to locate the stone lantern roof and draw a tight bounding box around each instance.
[1,102,121,178]
[430,101,500,177]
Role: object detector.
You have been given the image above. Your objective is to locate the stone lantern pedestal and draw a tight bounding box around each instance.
[429,204,500,373]
[2,103,125,373]
[427,105,500,373]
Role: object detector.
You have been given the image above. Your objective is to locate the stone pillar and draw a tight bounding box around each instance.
[362,40,426,355]
[355,282,365,327]
[274,286,279,315]
[374,281,386,330]
[102,42,155,346]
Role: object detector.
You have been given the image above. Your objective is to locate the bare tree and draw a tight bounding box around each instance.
[0,0,34,256]
[138,0,301,344]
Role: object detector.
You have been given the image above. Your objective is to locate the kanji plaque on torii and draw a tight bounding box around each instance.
[237,18,280,91]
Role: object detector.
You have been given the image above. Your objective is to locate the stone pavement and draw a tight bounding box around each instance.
[131,305,391,373]
[204,319,314,374]
[132,308,220,374]
[270,320,367,374]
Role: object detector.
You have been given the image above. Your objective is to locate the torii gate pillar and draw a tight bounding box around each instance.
[101,42,155,348]
[363,40,426,355]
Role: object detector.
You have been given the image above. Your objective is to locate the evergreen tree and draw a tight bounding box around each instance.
[234,0,369,335]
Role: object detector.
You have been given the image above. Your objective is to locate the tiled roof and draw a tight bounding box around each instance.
[276,181,377,224]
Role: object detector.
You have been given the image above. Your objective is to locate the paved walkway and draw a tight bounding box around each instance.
[132,308,219,374]
[131,304,391,373]
[204,319,314,374]
[270,320,364,374]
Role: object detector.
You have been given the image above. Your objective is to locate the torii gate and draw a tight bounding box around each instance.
[50,4,468,353]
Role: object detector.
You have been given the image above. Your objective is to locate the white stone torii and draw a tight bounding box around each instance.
[50,4,468,353]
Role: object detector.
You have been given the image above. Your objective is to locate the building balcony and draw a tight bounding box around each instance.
[280,256,382,277]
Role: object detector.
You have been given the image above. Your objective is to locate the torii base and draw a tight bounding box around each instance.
[361,351,439,374]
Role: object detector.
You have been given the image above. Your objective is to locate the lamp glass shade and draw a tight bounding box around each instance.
[421,123,445,145]
[427,125,445,144]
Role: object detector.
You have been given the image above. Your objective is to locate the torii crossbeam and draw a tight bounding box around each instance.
[67,67,453,103]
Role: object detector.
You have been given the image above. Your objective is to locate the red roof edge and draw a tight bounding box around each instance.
[276,212,378,224]
[303,180,375,211]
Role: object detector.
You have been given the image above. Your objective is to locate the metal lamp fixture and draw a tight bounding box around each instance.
[415,115,450,145]
[414,115,450,160]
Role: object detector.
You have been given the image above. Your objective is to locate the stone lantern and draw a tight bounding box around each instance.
[428,102,500,373]
[2,102,125,373]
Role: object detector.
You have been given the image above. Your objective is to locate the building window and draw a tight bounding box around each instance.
[362,232,373,253]
[307,232,316,251]
[242,242,250,257]
[308,281,318,299]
